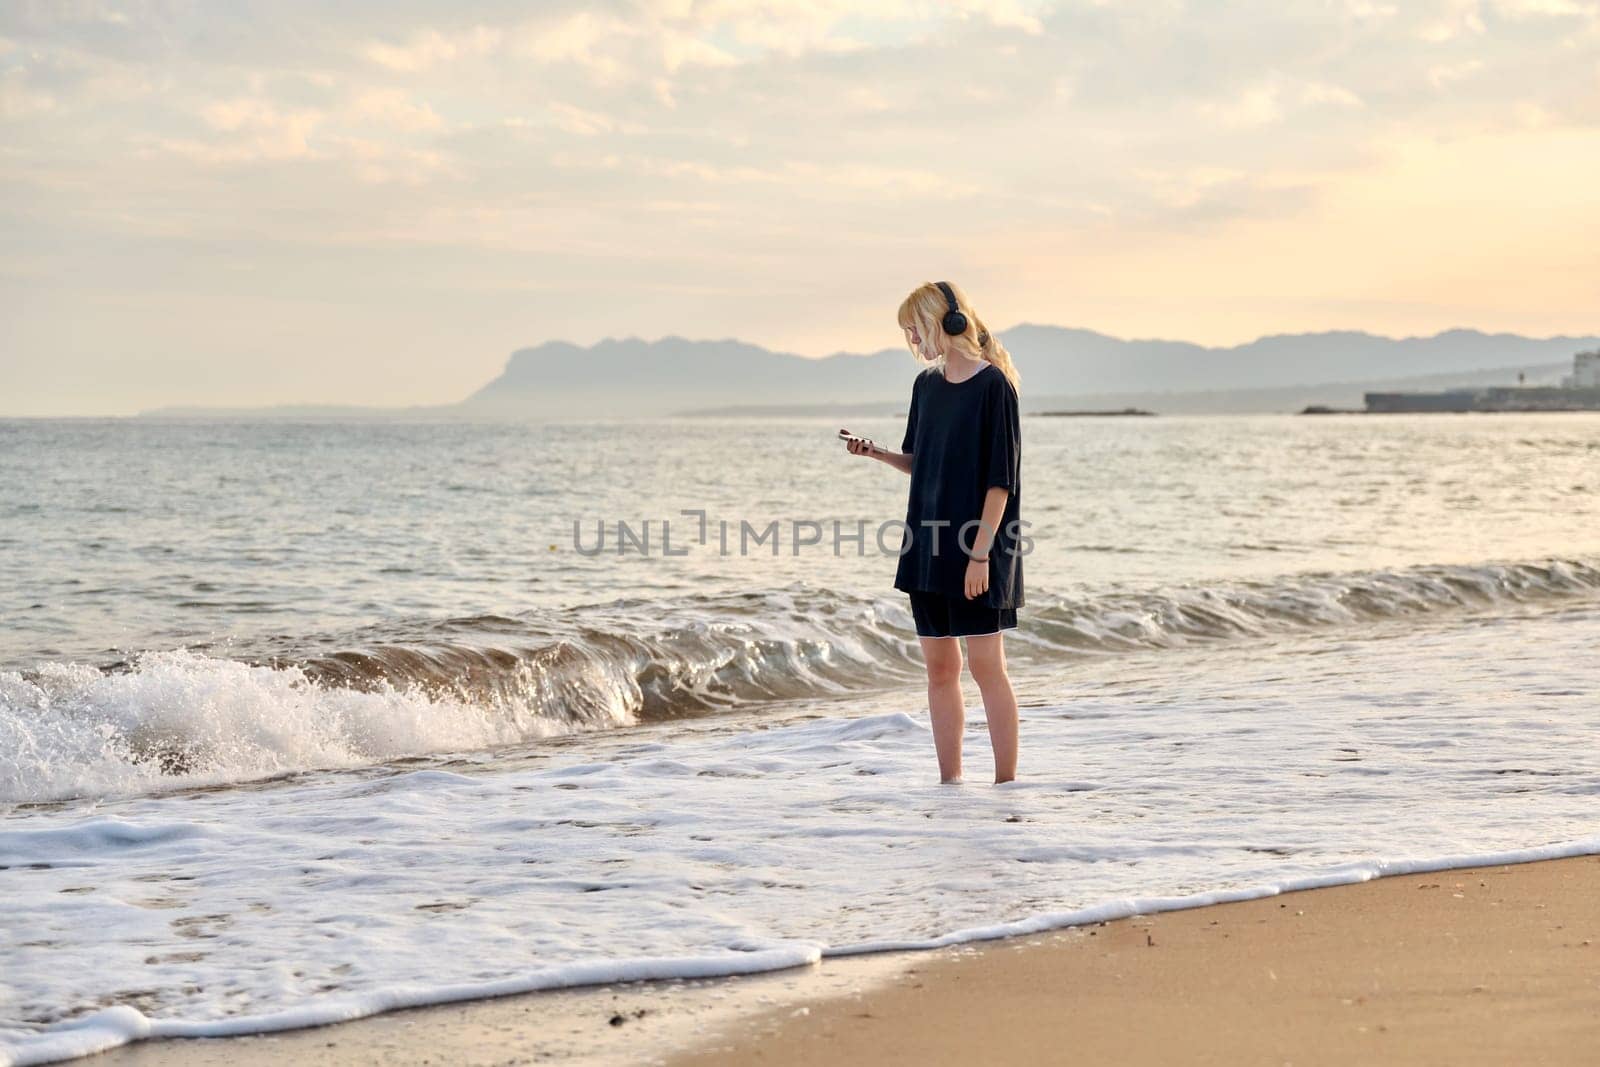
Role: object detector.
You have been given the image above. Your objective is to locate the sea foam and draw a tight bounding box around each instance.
[4,603,1598,1065]
[0,651,572,805]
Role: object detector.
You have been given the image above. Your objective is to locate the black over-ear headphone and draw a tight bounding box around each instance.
[935,281,968,337]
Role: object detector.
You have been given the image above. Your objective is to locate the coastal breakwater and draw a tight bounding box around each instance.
[1365,350,1600,412]
[1364,385,1600,413]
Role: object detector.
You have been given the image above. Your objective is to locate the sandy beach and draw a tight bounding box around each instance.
[677,854,1600,1067]
[81,854,1599,1066]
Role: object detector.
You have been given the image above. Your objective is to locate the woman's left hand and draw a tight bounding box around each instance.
[964,557,990,600]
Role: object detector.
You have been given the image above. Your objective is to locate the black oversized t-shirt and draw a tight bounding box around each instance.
[892,363,1024,609]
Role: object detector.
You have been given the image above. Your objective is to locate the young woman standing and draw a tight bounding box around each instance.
[844,281,1023,784]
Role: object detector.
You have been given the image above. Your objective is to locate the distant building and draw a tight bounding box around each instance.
[1563,350,1600,389]
[1365,350,1600,413]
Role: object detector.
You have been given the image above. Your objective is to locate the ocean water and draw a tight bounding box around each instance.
[2,413,1599,1065]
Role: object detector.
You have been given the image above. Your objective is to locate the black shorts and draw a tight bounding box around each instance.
[907,590,1018,639]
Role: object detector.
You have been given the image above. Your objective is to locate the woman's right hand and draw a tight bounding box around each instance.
[841,431,913,474]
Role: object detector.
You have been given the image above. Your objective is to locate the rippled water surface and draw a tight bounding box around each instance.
[4,414,1598,666]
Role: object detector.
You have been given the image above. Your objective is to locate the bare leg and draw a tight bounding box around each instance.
[965,633,1018,783]
[919,636,965,783]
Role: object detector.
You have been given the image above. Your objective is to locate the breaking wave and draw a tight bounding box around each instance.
[2,558,1596,804]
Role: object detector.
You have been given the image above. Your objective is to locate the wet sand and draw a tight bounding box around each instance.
[676,855,1600,1067]
[91,855,1600,1066]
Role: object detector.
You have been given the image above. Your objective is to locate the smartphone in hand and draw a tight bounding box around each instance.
[838,429,877,453]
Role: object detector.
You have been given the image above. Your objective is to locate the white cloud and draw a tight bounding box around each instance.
[363,26,503,72]
[1196,76,1362,129]
[660,29,739,72]
[1427,58,1485,87]
[1417,1,1487,41]
[1200,84,1285,128]
[951,0,1046,35]
[349,89,442,132]
[1491,0,1600,17]
[1301,82,1364,109]
[334,136,455,185]
[196,98,323,159]
[517,11,619,61]
[547,101,640,136]
[1342,1,1400,19]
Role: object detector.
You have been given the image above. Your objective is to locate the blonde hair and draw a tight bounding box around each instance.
[896,281,1019,391]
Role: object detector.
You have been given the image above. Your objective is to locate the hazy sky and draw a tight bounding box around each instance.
[3,1,1598,415]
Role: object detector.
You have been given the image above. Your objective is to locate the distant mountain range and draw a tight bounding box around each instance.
[141,326,1600,418]
[690,362,1577,418]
